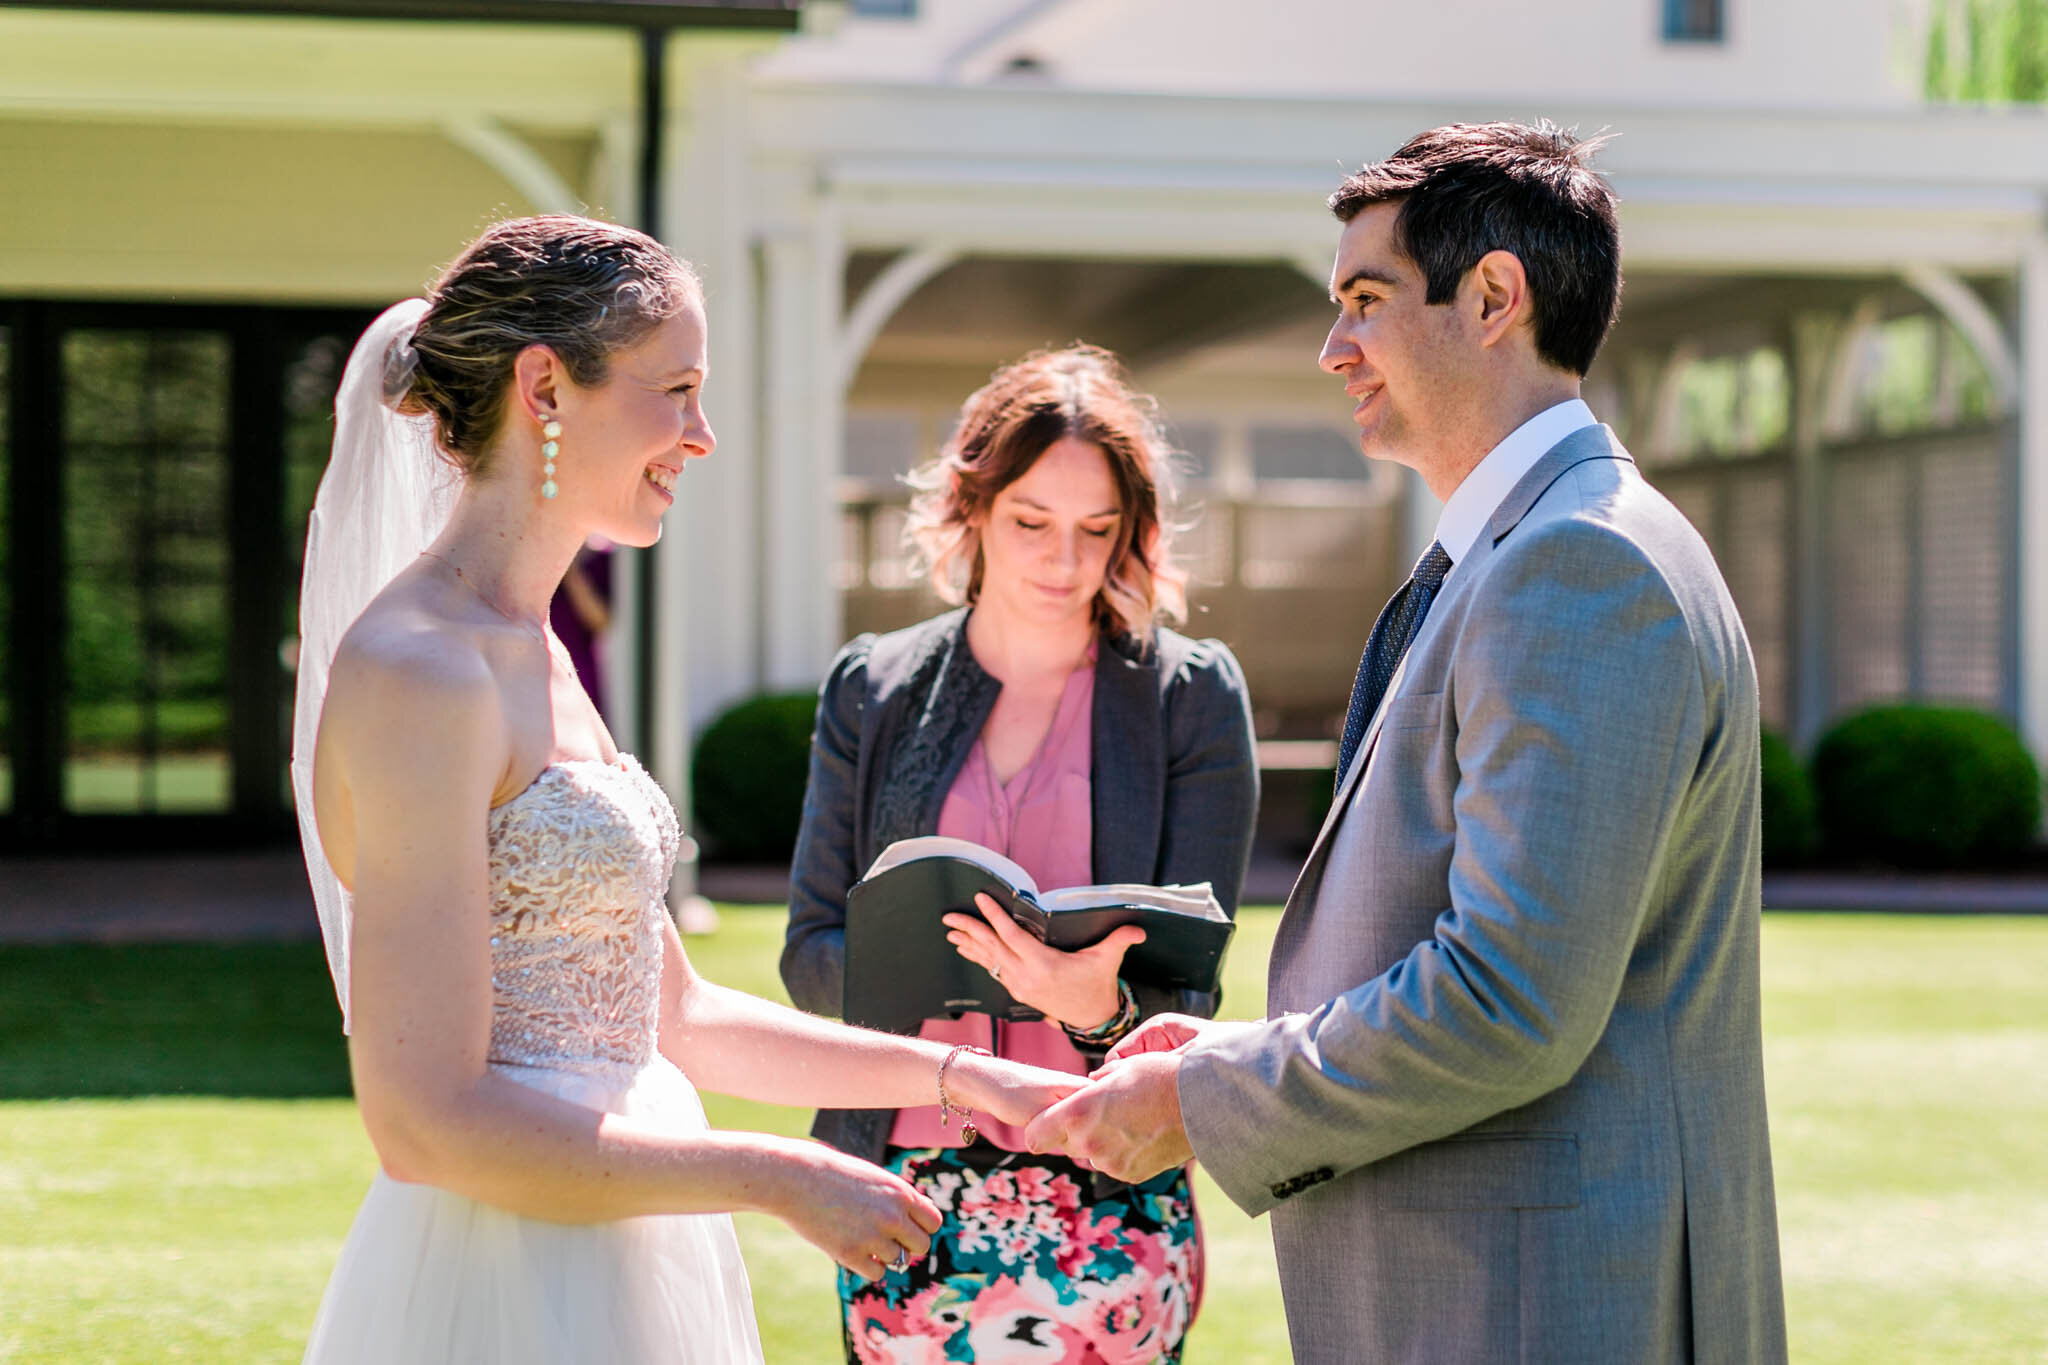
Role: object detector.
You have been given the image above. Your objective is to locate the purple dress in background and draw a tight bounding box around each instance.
[550,545,612,717]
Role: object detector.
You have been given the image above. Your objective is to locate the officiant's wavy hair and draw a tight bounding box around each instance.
[904,345,1187,643]
[391,215,701,474]
[1329,120,1620,377]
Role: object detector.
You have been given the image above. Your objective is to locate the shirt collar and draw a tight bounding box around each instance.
[1433,398,1597,567]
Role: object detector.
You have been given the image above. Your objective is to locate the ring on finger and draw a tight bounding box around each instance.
[990,965,1002,982]
[888,1245,910,1271]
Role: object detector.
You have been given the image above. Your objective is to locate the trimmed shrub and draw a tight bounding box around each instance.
[1759,728,1819,867]
[691,691,819,863]
[1812,705,2042,868]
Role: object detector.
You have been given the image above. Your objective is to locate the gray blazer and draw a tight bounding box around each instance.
[1179,428,1788,1364]
[782,607,1259,1164]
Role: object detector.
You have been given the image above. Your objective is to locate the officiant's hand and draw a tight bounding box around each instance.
[1021,1050,1191,1183]
[1102,1012,1217,1063]
[944,893,1145,1034]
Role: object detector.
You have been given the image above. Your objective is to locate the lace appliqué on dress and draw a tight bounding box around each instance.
[485,756,680,1084]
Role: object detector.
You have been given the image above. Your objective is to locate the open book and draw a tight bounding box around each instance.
[842,835,1234,1034]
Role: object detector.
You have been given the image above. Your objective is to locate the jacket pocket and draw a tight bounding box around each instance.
[1377,690,1444,732]
[1370,1132,1580,1211]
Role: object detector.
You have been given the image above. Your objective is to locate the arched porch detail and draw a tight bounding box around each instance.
[439,114,584,216]
[838,242,963,393]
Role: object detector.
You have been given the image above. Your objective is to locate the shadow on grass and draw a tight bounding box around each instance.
[0,942,350,1098]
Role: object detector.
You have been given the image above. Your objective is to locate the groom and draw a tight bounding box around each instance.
[1028,122,1788,1363]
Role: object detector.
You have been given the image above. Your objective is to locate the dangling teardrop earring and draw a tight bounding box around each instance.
[539,414,563,499]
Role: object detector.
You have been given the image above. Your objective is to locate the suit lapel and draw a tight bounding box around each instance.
[1279,622,1429,915]
[1280,424,1634,915]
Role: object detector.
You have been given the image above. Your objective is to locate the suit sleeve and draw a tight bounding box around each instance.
[778,636,874,1019]
[1178,519,1708,1215]
[1136,639,1260,1024]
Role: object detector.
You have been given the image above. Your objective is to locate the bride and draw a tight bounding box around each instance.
[293,215,1078,1363]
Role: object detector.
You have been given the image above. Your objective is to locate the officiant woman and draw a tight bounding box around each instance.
[781,345,1257,1364]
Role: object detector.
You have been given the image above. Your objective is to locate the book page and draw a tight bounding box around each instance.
[862,835,1040,898]
[1034,881,1224,920]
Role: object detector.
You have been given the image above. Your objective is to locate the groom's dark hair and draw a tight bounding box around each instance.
[1330,121,1620,377]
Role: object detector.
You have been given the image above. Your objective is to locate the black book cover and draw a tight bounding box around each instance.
[843,843,1233,1034]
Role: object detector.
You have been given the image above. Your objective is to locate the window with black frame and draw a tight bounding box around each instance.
[279,330,352,806]
[1662,0,1724,43]
[60,328,234,815]
[0,322,10,816]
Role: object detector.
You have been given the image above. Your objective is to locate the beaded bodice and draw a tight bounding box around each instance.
[485,755,680,1083]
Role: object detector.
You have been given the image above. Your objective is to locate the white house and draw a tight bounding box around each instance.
[663,0,2048,801]
[3,0,2044,862]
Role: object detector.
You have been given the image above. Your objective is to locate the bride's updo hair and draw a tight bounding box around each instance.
[389,214,700,475]
[904,344,1188,643]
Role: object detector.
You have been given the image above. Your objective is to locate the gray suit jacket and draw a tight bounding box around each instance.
[1179,428,1787,1364]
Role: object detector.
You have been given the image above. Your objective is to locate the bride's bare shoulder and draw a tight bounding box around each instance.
[322,578,501,754]
[311,574,508,882]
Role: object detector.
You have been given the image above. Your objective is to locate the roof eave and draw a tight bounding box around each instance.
[0,0,801,28]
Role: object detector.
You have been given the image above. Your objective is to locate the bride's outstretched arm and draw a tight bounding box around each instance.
[655,937,1081,1127]
[328,633,935,1277]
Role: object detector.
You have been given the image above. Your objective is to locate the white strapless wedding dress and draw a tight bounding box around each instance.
[304,756,763,1364]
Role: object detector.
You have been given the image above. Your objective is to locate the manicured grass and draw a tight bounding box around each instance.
[1760,916,2048,1364]
[0,942,349,1098]
[1,912,2044,1362]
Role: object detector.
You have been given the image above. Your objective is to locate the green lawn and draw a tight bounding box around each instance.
[1,912,2043,1363]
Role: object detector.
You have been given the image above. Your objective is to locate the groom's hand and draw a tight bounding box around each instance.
[1022,1050,1191,1184]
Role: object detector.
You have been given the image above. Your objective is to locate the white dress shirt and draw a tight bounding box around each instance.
[1433,398,1597,576]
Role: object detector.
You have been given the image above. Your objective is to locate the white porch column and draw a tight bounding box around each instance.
[2018,230,2048,764]
[759,203,846,692]
[1788,314,1835,748]
[660,45,765,775]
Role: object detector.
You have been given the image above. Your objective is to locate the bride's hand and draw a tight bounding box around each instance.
[947,1052,1085,1130]
[765,1138,943,1283]
[944,893,1144,1033]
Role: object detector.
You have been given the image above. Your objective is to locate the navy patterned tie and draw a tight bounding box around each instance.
[1336,541,1454,787]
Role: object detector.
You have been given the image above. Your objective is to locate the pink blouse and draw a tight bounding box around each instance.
[887,647,1098,1151]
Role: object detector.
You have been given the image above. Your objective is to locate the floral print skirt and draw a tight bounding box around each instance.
[838,1145,1203,1365]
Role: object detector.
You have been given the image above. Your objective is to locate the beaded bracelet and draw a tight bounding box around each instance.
[1064,978,1139,1047]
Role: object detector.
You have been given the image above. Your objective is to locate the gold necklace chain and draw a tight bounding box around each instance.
[419,549,550,648]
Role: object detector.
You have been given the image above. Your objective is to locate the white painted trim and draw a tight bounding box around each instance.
[743,80,2048,190]
[761,220,846,691]
[1645,342,1697,462]
[838,241,962,392]
[1901,262,2020,412]
[440,114,582,214]
[1820,296,1884,439]
[2018,231,2048,767]
[806,180,2036,274]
